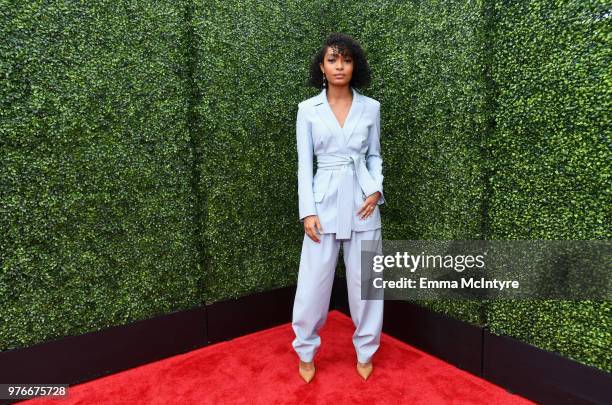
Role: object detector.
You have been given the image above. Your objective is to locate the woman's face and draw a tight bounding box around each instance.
[319,46,353,88]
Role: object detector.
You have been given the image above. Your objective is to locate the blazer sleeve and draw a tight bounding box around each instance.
[366,102,386,206]
[296,104,317,221]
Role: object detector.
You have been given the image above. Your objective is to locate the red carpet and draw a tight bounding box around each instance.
[21,310,535,404]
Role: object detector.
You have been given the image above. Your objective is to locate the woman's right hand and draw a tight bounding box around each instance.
[304,215,323,243]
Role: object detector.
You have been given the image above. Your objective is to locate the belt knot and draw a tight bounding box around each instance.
[314,152,380,239]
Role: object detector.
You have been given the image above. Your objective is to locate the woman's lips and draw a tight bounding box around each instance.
[334,74,345,78]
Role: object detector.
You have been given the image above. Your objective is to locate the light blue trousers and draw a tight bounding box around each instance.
[291,227,384,364]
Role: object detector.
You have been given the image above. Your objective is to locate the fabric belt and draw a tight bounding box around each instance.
[315,152,380,239]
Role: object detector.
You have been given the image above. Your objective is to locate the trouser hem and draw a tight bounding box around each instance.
[297,352,315,362]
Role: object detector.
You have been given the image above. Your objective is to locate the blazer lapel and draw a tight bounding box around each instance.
[314,87,364,145]
[342,88,365,144]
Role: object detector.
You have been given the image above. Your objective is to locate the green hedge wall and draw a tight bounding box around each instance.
[0,1,200,350]
[486,0,611,372]
[1,0,609,374]
[193,0,334,303]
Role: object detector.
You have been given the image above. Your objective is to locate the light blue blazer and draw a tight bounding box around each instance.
[296,86,385,239]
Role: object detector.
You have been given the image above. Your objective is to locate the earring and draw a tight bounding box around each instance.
[322,75,327,88]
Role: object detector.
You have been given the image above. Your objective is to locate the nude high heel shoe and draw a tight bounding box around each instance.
[356,361,373,380]
[298,360,316,383]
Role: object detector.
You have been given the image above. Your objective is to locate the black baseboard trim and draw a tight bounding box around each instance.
[1,279,610,405]
[380,300,483,376]
[483,329,612,405]
[0,286,297,405]
[206,286,295,344]
[330,273,349,314]
[0,305,207,405]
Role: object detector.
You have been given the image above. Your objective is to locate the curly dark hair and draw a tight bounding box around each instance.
[308,32,371,90]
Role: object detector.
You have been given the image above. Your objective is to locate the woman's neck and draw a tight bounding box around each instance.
[326,85,352,104]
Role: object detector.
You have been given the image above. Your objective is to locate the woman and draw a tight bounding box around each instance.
[291,33,385,383]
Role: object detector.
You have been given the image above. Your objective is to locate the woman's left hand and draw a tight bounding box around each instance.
[357,191,381,219]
